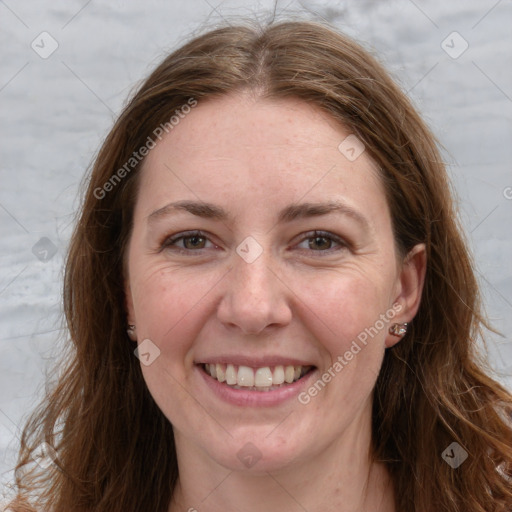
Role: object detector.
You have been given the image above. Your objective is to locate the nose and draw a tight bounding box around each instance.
[216,247,292,336]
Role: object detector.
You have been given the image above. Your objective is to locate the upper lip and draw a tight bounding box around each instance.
[196,356,316,368]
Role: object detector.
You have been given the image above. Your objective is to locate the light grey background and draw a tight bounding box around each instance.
[1,0,511,498]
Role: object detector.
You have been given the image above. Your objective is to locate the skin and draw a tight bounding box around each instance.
[124,93,426,512]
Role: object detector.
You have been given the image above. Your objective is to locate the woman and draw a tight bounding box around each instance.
[7,19,512,512]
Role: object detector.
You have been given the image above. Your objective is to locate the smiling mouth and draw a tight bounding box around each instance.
[201,363,315,391]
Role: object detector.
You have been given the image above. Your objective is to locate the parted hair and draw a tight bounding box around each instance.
[7,18,512,512]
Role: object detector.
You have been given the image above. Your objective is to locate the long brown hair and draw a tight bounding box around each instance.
[7,19,512,512]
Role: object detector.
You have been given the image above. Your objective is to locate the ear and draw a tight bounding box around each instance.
[124,279,136,326]
[386,243,427,348]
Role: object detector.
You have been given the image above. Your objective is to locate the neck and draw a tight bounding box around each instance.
[168,406,395,512]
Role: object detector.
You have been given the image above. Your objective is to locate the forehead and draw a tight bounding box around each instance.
[135,93,388,226]
[144,94,367,165]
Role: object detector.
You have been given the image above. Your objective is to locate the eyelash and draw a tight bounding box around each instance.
[160,230,348,256]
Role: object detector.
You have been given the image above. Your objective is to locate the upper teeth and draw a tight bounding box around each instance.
[204,363,309,388]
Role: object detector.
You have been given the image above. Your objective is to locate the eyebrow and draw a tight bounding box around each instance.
[147,199,369,229]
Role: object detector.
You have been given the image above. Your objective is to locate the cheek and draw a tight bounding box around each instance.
[131,258,395,361]
[132,268,220,423]
[131,265,222,355]
[297,267,395,351]
[294,268,395,410]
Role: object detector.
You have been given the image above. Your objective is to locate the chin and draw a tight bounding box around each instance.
[203,428,314,474]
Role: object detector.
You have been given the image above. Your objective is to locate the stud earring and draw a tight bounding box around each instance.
[127,324,137,341]
[389,322,408,337]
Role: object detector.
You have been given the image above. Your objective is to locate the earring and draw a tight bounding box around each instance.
[127,324,137,341]
[389,322,408,337]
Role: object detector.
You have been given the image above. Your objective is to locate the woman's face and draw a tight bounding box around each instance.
[125,93,424,473]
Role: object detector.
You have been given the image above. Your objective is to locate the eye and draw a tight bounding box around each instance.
[161,230,217,254]
[295,231,348,254]
[160,229,348,256]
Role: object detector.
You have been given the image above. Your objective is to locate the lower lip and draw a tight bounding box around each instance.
[196,364,317,407]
